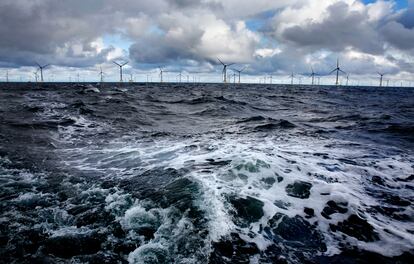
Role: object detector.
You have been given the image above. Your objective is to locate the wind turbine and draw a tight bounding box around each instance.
[329,59,346,86]
[6,70,9,82]
[378,72,385,87]
[177,71,182,83]
[159,67,165,83]
[99,67,105,83]
[346,74,350,86]
[113,61,128,82]
[310,67,318,85]
[36,62,50,82]
[218,58,234,83]
[232,67,246,84]
[289,72,295,85]
[33,70,39,83]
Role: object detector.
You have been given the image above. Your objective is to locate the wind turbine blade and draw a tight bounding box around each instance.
[328,69,336,75]
[217,58,225,66]
[121,62,129,67]
[113,61,121,67]
[43,64,50,68]
[227,63,235,67]
[339,69,346,74]
[36,62,41,68]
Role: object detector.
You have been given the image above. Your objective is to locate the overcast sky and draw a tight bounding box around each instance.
[0,0,413,84]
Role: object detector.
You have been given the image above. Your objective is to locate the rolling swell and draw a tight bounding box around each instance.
[0,83,413,263]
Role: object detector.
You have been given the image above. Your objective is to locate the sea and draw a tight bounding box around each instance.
[0,82,413,263]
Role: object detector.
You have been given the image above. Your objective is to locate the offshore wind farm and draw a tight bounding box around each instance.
[2,57,413,87]
[1,1,414,264]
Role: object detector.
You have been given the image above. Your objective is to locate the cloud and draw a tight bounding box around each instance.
[272,1,385,54]
[0,0,115,67]
[0,0,412,80]
[129,12,260,66]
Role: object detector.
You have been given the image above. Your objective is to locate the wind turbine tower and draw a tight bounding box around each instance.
[218,58,234,83]
[113,61,128,82]
[290,72,294,85]
[36,62,50,82]
[346,74,350,86]
[378,72,385,87]
[329,59,346,86]
[6,70,9,82]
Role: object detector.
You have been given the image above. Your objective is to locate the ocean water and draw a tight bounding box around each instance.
[0,83,413,263]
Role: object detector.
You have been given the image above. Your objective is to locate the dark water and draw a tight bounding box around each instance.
[0,83,413,263]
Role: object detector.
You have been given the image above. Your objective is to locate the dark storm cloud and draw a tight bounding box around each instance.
[279,2,384,54]
[397,0,414,29]
[398,9,414,29]
[0,0,224,68]
[381,22,414,50]
[381,3,414,51]
[129,31,203,65]
[0,0,114,67]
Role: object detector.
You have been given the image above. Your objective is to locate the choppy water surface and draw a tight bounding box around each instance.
[0,83,413,263]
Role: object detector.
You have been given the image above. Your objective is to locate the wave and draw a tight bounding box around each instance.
[0,83,413,263]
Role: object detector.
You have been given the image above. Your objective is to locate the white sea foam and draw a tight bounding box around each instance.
[55,128,414,260]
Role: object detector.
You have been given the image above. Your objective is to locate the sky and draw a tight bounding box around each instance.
[0,0,413,85]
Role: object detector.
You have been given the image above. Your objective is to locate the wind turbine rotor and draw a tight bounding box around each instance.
[217,58,225,66]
